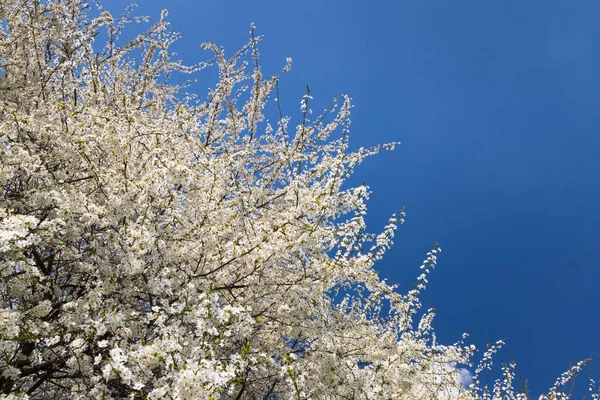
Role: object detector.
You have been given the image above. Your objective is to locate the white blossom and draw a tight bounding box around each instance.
[0,1,593,399]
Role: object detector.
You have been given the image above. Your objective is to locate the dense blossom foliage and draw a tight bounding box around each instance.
[0,1,596,399]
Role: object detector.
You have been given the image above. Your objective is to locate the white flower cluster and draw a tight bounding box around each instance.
[0,211,41,253]
[0,1,595,399]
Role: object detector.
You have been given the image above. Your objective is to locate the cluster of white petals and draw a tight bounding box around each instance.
[0,1,595,399]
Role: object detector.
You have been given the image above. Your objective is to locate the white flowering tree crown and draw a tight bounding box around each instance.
[0,1,595,399]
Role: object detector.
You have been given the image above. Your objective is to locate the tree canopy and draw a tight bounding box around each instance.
[0,1,594,399]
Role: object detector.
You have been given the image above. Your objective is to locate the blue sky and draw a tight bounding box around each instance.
[102,0,600,395]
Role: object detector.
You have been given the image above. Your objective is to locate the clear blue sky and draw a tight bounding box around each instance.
[102,0,600,395]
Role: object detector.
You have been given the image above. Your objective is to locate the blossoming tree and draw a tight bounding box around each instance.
[0,1,594,399]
